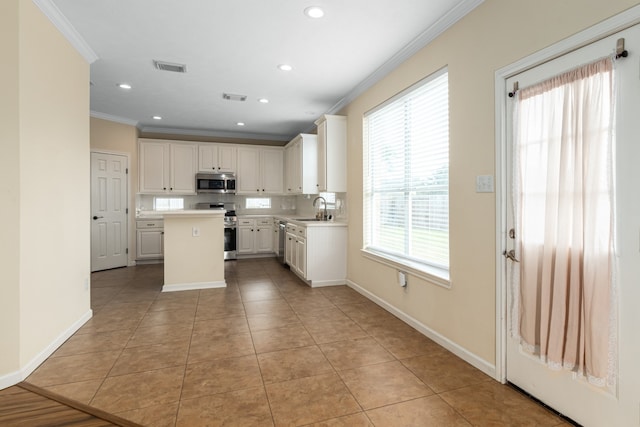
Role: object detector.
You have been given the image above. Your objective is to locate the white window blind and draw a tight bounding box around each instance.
[363,68,449,275]
[245,197,271,209]
[153,197,184,211]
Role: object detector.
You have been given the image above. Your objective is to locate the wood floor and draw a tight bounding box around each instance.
[0,382,139,426]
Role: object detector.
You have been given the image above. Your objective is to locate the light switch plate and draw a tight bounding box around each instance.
[476,175,494,193]
[192,227,200,237]
[398,271,407,287]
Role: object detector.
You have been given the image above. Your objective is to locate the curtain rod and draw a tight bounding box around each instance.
[508,37,628,98]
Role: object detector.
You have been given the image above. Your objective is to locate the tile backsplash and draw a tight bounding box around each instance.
[136,192,347,219]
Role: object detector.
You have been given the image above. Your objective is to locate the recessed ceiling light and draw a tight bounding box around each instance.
[278,64,293,72]
[304,6,324,18]
[236,122,245,126]
[118,83,132,89]
[152,116,162,120]
[258,98,269,104]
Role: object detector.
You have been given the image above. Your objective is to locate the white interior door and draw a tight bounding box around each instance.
[505,25,640,427]
[91,152,128,272]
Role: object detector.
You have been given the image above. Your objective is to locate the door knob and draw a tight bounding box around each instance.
[92,215,104,220]
[503,249,519,262]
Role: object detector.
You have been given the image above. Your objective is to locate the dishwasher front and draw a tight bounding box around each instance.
[277,220,287,265]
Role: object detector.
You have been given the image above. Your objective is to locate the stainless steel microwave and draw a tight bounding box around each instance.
[196,173,236,194]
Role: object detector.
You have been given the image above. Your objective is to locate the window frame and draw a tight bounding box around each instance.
[361,67,450,288]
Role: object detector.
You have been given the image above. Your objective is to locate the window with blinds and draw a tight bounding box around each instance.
[363,68,449,280]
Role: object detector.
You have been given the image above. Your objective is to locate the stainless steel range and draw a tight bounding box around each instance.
[195,202,237,260]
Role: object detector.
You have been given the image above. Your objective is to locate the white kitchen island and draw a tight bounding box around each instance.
[162,210,226,292]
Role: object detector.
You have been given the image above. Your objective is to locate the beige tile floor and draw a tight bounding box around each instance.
[26,259,573,426]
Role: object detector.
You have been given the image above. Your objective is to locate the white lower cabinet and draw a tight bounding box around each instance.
[256,222,274,253]
[136,220,164,260]
[294,234,307,278]
[285,225,296,267]
[237,222,256,254]
[285,222,346,287]
[238,217,274,255]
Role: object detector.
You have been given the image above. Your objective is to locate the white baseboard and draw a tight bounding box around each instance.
[134,259,163,265]
[0,370,22,391]
[0,309,93,390]
[346,279,497,379]
[162,280,226,292]
[309,279,347,288]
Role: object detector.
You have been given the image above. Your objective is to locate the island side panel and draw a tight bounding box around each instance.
[163,214,225,290]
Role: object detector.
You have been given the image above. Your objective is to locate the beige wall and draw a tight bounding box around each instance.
[90,117,138,265]
[0,0,91,382]
[18,0,91,365]
[0,0,21,378]
[344,0,639,367]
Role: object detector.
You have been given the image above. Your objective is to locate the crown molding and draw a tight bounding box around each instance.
[328,0,484,114]
[137,125,291,142]
[90,111,139,127]
[33,0,98,64]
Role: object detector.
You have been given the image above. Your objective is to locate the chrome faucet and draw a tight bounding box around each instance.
[312,196,327,220]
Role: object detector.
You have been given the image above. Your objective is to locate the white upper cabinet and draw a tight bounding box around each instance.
[315,114,347,193]
[285,142,299,194]
[139,141,169,193]
[237,146,284,194]
[139,139,197,194]
[236,147,260,193]
[170,143,198,193]
[260,148,284,194]
[285,133,318,195]
[198,143,237,173]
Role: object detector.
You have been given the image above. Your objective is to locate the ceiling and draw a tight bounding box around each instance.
[42,0,481,142]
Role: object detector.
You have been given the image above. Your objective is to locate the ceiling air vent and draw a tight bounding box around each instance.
[223,93,247,102]
[153,60,187,73]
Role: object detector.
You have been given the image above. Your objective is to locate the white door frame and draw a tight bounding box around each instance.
[493,5,640,383]
[90,149,132,268]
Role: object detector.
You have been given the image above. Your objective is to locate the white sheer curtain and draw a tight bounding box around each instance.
[511,57,617,388]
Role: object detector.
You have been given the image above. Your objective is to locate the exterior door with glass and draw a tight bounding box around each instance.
[505,25,640,427]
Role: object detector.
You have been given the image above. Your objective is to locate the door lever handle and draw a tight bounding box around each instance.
[92,215,104,220]
[503,249,519,262]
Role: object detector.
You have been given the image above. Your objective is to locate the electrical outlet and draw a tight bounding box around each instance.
[84,278,89,291]
[192,227,200,237]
